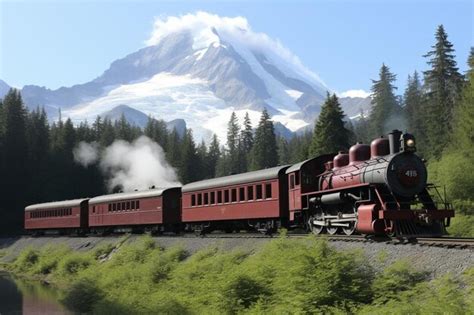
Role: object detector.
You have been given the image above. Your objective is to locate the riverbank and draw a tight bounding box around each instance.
[1,234,473,314]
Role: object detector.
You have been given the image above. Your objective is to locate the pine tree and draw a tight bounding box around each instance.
[250,109,278,170]
[451,48,474,150]
[403,71,430,154]
[423,25,464,158]
[166,128,181,169]
[144,116,168,149]
[207,134,221,178]
[100,118,115,147]
[277,137,290,165]
[226,112,241,174]
[26,108,51,202]
[309,93,351,156]
[197,140,208,179]
[1,89,29,233]
[115,114,134,142]
[179,129,198,183]
[369,64,401,137]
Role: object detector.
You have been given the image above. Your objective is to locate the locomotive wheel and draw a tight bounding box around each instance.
[308,216,324,235]
[342,207,358,235]
[326,226,339,235]
[342,223,356,235]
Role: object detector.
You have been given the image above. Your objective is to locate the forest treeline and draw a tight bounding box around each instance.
[0,25,472,234]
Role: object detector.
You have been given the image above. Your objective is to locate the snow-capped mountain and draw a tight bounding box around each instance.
[10,12,370,143]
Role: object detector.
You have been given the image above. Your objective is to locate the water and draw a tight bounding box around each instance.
[0,271,71,315]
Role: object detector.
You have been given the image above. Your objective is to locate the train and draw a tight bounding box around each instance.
[25,130,454,237]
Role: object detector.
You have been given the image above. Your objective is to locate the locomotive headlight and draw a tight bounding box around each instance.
[406,139,415,147]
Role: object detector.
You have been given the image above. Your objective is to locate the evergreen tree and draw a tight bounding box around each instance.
[179,129,198,183]
[451,48,474,150]
[92,116,103,140]
[226,112,241,173]
[403,71,428,152]
[115,114,134,142]
[144,117,169,149]
[207,134,221,178]
[369,64,401,137]
[216,148,231,177]
[277,137,290,165]
[240,112,254,170]
[197,140,208,179]
[1,89,29,233]
[250,109,278,170]
[26,108,51,202]
[309,93,351,156]
[423,25,464,158]
[166,128,181,169]
[100,118,115,147]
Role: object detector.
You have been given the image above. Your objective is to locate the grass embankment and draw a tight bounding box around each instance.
[6,235,474,314]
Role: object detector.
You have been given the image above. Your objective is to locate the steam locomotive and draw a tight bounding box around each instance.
[25,130,454,237]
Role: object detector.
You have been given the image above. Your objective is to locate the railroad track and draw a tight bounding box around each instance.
[175,232,474,249]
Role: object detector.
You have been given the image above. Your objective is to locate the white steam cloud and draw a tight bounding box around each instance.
[73,136,181,192]
[73,141,99,167]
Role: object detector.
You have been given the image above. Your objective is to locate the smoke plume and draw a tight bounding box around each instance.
[73,136,181,192]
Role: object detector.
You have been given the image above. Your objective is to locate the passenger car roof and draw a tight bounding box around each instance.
[25,198,89,211]
[182,165,290,193]
[88,187,180,205]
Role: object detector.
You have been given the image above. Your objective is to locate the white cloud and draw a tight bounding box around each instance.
[339,89,371,98]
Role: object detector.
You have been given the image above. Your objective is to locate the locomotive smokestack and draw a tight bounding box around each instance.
[388,130,402,154]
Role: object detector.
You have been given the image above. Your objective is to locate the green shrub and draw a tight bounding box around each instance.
[12,248,39,272]
[371,260,429,304]
[57,254,93,276]
[62,278,104,313]
[447,213,474,237]
[222,274,269,313]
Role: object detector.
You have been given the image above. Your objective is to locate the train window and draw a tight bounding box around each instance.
[217,191,222,203]
[136,200,140,210]
[122,202,126,211]
[197,194,202,206]
[127,201,131,210]
[191,194,196,206]
[265,183,272,199]
[131,201,135,209]
[210,191,215,204]
[239,187,245,201]
[108,204,111,212]
[111,203,115,211]
[247,186,254,200]
[256,185,263,200]
[295,172,300,186]
[231,189,237,202]
[290,175,295,189]
[117,202,121,211]
[204,193,209,205]
[224,190,229,203]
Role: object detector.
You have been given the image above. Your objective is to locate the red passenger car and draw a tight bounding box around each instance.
[181,166,290,234]
[24,198,89,234]
[88,188,181,234]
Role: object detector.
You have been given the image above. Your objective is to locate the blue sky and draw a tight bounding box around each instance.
[0,0,472,93]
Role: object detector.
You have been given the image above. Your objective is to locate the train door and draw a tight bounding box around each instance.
[288,172,296,211]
